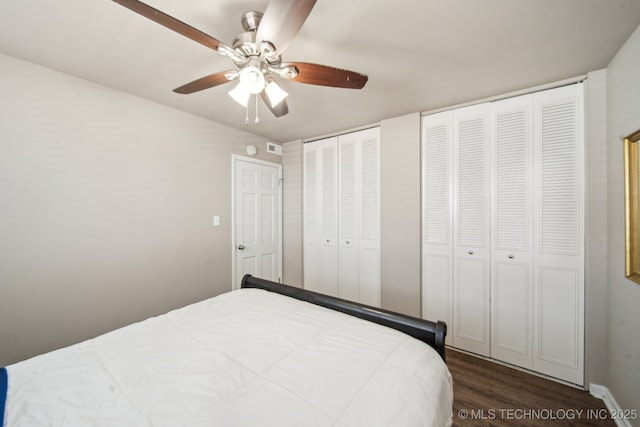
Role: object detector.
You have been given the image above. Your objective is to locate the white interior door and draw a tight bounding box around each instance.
[490,94,534,369]
[303,137,338,296]
[338,134,359,301]
[320,138,339,297]
[532,84,584,385]
[452,103,491,357]
[233,156,281,290]
[422,111,454,346]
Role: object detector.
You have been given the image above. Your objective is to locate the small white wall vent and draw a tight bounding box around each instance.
[266,142,282,156]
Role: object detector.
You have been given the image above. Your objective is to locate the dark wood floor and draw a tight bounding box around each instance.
[447,349,615,426]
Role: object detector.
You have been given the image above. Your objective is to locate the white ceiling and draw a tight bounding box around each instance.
[1,0,639,142]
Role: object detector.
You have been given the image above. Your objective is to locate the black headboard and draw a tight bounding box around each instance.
[241,275,447,362]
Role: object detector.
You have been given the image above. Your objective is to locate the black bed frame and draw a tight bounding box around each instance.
[241,275,447,361]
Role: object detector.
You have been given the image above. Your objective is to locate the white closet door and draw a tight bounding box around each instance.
[305,129,380,306]
[321,138,339,297]
[452,103,491,356]
[532,84,584,385]
[338,133,359,301]
[303,142,322,292]
[303,137,338,295]
[490,94,534,369]
[337,128,380,306]
[422,111,454,345]
[358,128,380,307]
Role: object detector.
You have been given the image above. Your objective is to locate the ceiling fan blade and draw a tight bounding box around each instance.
[256,0,317,56]
[285,62,368,89]
[260,92,289,117]
[173,71,235,94]
[112,0,235,55]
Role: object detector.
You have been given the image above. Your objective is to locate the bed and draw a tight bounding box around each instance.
[0,275,453,426]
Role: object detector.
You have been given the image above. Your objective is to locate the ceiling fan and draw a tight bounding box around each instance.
[111,0,368,122]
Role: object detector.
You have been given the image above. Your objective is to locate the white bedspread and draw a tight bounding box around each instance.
[4,289,453,426]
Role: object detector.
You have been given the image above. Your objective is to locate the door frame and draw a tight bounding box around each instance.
[231,154,283,290]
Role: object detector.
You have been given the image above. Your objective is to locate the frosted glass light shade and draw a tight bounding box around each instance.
[264,81,288,107]
[228,82,250,107]
[239,66,266,94]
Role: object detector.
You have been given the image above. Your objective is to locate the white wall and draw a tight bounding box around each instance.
[0,53,281,365]
[584,69,609,386]
[282,140,303,287]
[606,24,640,420]
[380,113,422,317]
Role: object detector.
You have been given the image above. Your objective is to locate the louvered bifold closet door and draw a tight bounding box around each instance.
[303,141,322,292]
[320,137,339,297]
[303,137,338,295]
[453,103,491,356]
[532,84,585,386]
[338,128,381,306]
[338,133,359,301]
[490,94,534,369]
[357,127,381,307]
[422,111,454,345]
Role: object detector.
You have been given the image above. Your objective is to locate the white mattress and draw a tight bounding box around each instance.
[4,288,453,426]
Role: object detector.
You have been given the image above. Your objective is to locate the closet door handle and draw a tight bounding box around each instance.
[468,250,474,255]
[508,254,514,259]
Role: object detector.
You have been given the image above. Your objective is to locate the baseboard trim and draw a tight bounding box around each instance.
[589,384,633,427]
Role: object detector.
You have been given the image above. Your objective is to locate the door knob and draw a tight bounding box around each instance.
[468,250,474,255]
[237,245,245,250]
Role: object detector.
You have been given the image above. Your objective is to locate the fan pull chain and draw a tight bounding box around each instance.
[254,94,260,124]
[244,103,249,126]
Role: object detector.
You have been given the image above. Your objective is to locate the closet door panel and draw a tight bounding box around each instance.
[358,128,381,306]
[533,83,584,385]
[339,243,359,301]
[339,136,357,241]
[321,241,339,296]
[359,246,380,306]
[423,255,451,339]
[455,106,489,250]
[490,95,534,369]
[537,267,580,365]
[492,261,531,362]
[338,134,358,299]
[452,103,491,356]
[454,256,490,354]
[303,143,322,292]
[422,112,454,345]
[321,138,339,296]
[305,129,380,305]
[359,130,380,243]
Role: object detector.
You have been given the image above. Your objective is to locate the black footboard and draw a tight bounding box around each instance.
[241,275,447,362]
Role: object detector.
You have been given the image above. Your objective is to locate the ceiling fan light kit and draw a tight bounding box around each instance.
[239,64,266,94]
[112,0,368,123]
[264,81,288,108]
[228,83,251,107]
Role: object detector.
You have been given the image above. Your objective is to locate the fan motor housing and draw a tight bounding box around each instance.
[233,31,260,58]
[241,11,262,32]
[233,11,280,66]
